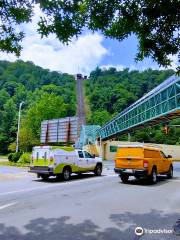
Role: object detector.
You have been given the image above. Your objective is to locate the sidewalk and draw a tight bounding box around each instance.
[0,157,8,162]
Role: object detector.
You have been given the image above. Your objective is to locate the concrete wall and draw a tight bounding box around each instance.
[100,141,180,161]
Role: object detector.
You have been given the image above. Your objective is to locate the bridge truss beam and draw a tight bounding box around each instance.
[99,75,180,140]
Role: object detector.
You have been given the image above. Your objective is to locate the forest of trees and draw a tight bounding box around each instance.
[0,60,179,153]
[0,60,76,153]
[85,67,180,145]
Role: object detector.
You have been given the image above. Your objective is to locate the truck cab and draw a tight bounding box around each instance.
[29,146,102,181]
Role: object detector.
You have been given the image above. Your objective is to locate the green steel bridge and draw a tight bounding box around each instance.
[98,75,180,140]
[79,125,101,148]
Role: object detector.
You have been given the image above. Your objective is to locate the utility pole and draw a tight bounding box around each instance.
[128,132,131,142]
[16,102,24,152]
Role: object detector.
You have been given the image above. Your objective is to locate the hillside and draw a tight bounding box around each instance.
[85,67,180,145]
[0,61,179,153]
[0,60,76,152]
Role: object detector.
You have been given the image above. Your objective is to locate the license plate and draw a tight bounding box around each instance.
[124,169,133,173]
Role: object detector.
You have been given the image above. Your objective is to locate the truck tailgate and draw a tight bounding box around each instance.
[115,157,144,169]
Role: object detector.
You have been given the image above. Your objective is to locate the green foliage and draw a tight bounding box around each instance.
[130,120,180,145]
[86,67,174,114]
[89,110,113,126]
[18,152,31,164]
[8,153,13,162]
[0,60,76,153]
[8,142,16,152]
[26,93,68,136]
[0,1,179,67]
[8,152,22,163]
[52,146,75,152]
[0,161,29,167]
[0,1,32,56]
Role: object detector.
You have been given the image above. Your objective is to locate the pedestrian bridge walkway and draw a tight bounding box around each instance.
[98,75,180,140]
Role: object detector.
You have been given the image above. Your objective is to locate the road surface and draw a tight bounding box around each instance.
[0,162,180,240]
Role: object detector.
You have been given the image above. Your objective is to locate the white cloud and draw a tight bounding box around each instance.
[129,54,179,72]
[0,4,178,74]
[0,6,108,74]
[168,54,179,70]
[100,64,125,71]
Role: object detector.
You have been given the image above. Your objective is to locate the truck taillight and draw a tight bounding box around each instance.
[50,157,54,162]
[143,160,148,168]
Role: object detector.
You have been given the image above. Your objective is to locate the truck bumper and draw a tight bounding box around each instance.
[114,168,148,177]
[29,166,54,175]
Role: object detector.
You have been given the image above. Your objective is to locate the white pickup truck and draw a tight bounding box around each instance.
[29,146,102,181]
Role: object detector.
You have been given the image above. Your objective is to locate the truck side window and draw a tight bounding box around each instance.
[84,151,93,158]
[78,151,84,158]
[160,151,166,158]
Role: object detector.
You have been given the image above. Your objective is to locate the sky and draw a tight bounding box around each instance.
[0,6,178,75]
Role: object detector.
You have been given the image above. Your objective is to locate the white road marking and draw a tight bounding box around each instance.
[0,174,116,197]
[0,202,17,210]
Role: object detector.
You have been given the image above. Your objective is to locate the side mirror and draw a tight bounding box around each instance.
[167,155,172,158]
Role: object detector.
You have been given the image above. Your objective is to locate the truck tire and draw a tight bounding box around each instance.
[62,167,71,181]
[149,167,157,184]
[135,176,141,180]
[41,175,49,181]
[167,165,173,179]
[56,174,62,181]
[120,174,129,183]
[94,164,102,176]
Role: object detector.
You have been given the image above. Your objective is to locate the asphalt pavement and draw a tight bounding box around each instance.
[0,161,180,240]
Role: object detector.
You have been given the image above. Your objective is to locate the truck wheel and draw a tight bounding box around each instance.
[94,165,102,176]
[56,174,62,181]
[135,176,141,180]
[167,165,173,179]
[62,167,71,181]
[149,168,157,184]
[41,175,49,181]
[120,174,129,183]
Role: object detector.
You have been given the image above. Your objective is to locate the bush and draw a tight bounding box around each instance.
[8,152,22,163]
[8,153,13,162]
[18,153,31,164]
[8,142,16,152]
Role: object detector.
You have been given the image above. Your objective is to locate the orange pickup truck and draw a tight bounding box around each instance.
[114,145,173,184]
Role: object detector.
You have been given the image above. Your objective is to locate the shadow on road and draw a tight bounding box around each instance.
[0,210,179,240]
[117,176,180,187]
[33,173,105,184]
